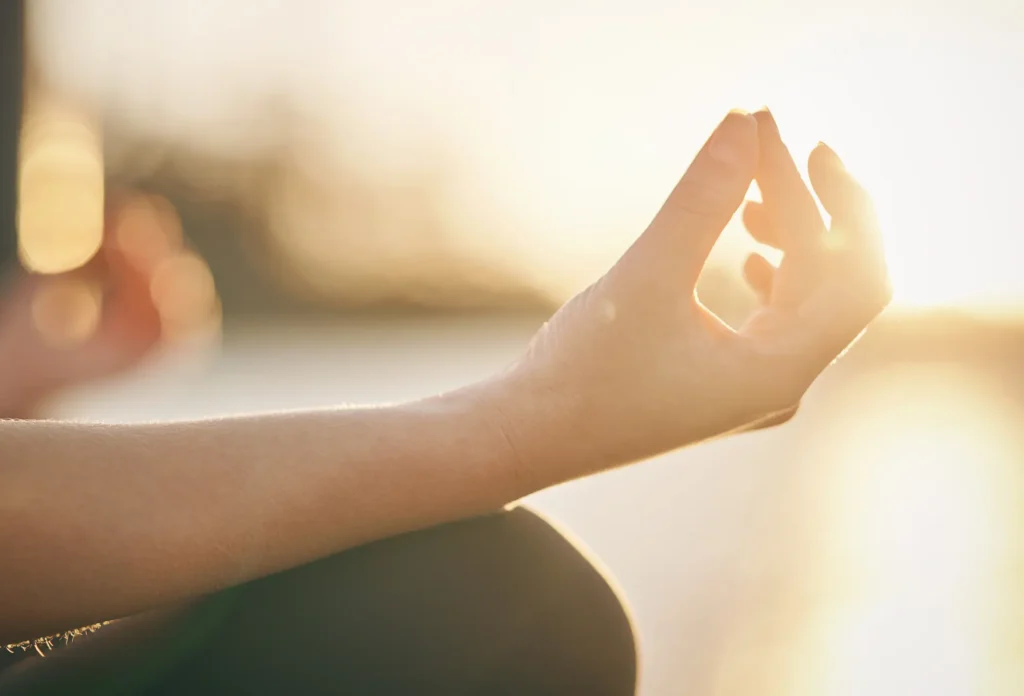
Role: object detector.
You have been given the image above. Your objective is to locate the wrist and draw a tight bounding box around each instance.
[438,377,538,501]
[471,365,604,493]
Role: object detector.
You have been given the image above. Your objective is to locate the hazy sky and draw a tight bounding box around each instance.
[31,0,1024,308]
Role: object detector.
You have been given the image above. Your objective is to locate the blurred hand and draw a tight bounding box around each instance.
[494,109,891,485]
[0,193,214,417]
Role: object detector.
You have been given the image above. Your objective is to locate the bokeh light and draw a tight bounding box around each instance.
[18,95,104,274]
[114,194,184,272]
[796,364,1024,696]
[150,250,218,336]
[29,275,102,347]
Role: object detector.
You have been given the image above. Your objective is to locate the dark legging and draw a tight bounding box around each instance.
[0,507,637,695]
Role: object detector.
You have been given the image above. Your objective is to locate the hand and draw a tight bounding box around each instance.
[492,109,891,487]
[0,193,215,417]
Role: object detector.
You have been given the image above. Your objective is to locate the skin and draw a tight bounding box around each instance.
[0,194,173,418]
[0,109,890,645]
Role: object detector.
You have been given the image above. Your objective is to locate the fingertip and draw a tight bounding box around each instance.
[808,142,846,182]
[808,145,838,195]
[808,142,876,224]
[814,141,845,166]
[708,110,759,169]
[752,108,780,139]
[743,252,776,301]
[726,107,757,121]
[741,199,763,230]
[743,251,776,274]
[742,200,781,248]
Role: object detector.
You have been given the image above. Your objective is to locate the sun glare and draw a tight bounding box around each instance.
[759,27,1023,314]
[795,365,1024,695]
[26,1,1023,311]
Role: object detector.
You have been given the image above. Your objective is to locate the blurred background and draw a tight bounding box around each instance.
[7,0,1024,693]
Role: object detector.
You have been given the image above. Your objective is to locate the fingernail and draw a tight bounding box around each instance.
[753,106,779,134]
[709,111,757,167]
[816,142,846,170]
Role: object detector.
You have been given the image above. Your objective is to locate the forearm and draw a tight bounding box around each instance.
[0,381,522,645]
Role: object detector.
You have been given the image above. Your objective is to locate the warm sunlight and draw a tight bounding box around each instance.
[17,94,104,275]
[33,1,1024,311]
[437,5,1024,310]
[765,87,1019,312]
[728,27,1022,313]
[796,365,1024,695]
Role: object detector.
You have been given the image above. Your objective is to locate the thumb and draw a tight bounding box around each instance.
[632,111,758,288]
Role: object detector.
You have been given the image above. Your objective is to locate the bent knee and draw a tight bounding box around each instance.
[137,506,638,696]
[473,506,638,695]
[261,505,639,695]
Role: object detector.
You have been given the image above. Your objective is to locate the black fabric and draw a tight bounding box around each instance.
[0,0,24,272]
[0,507,637,695]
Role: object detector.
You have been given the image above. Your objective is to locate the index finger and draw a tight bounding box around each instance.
[633,111,759,288]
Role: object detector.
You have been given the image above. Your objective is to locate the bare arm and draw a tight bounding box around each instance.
[0,384,520,645]
[0,109,891,646]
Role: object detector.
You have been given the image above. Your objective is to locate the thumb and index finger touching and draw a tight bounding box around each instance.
[625,105,890,357]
